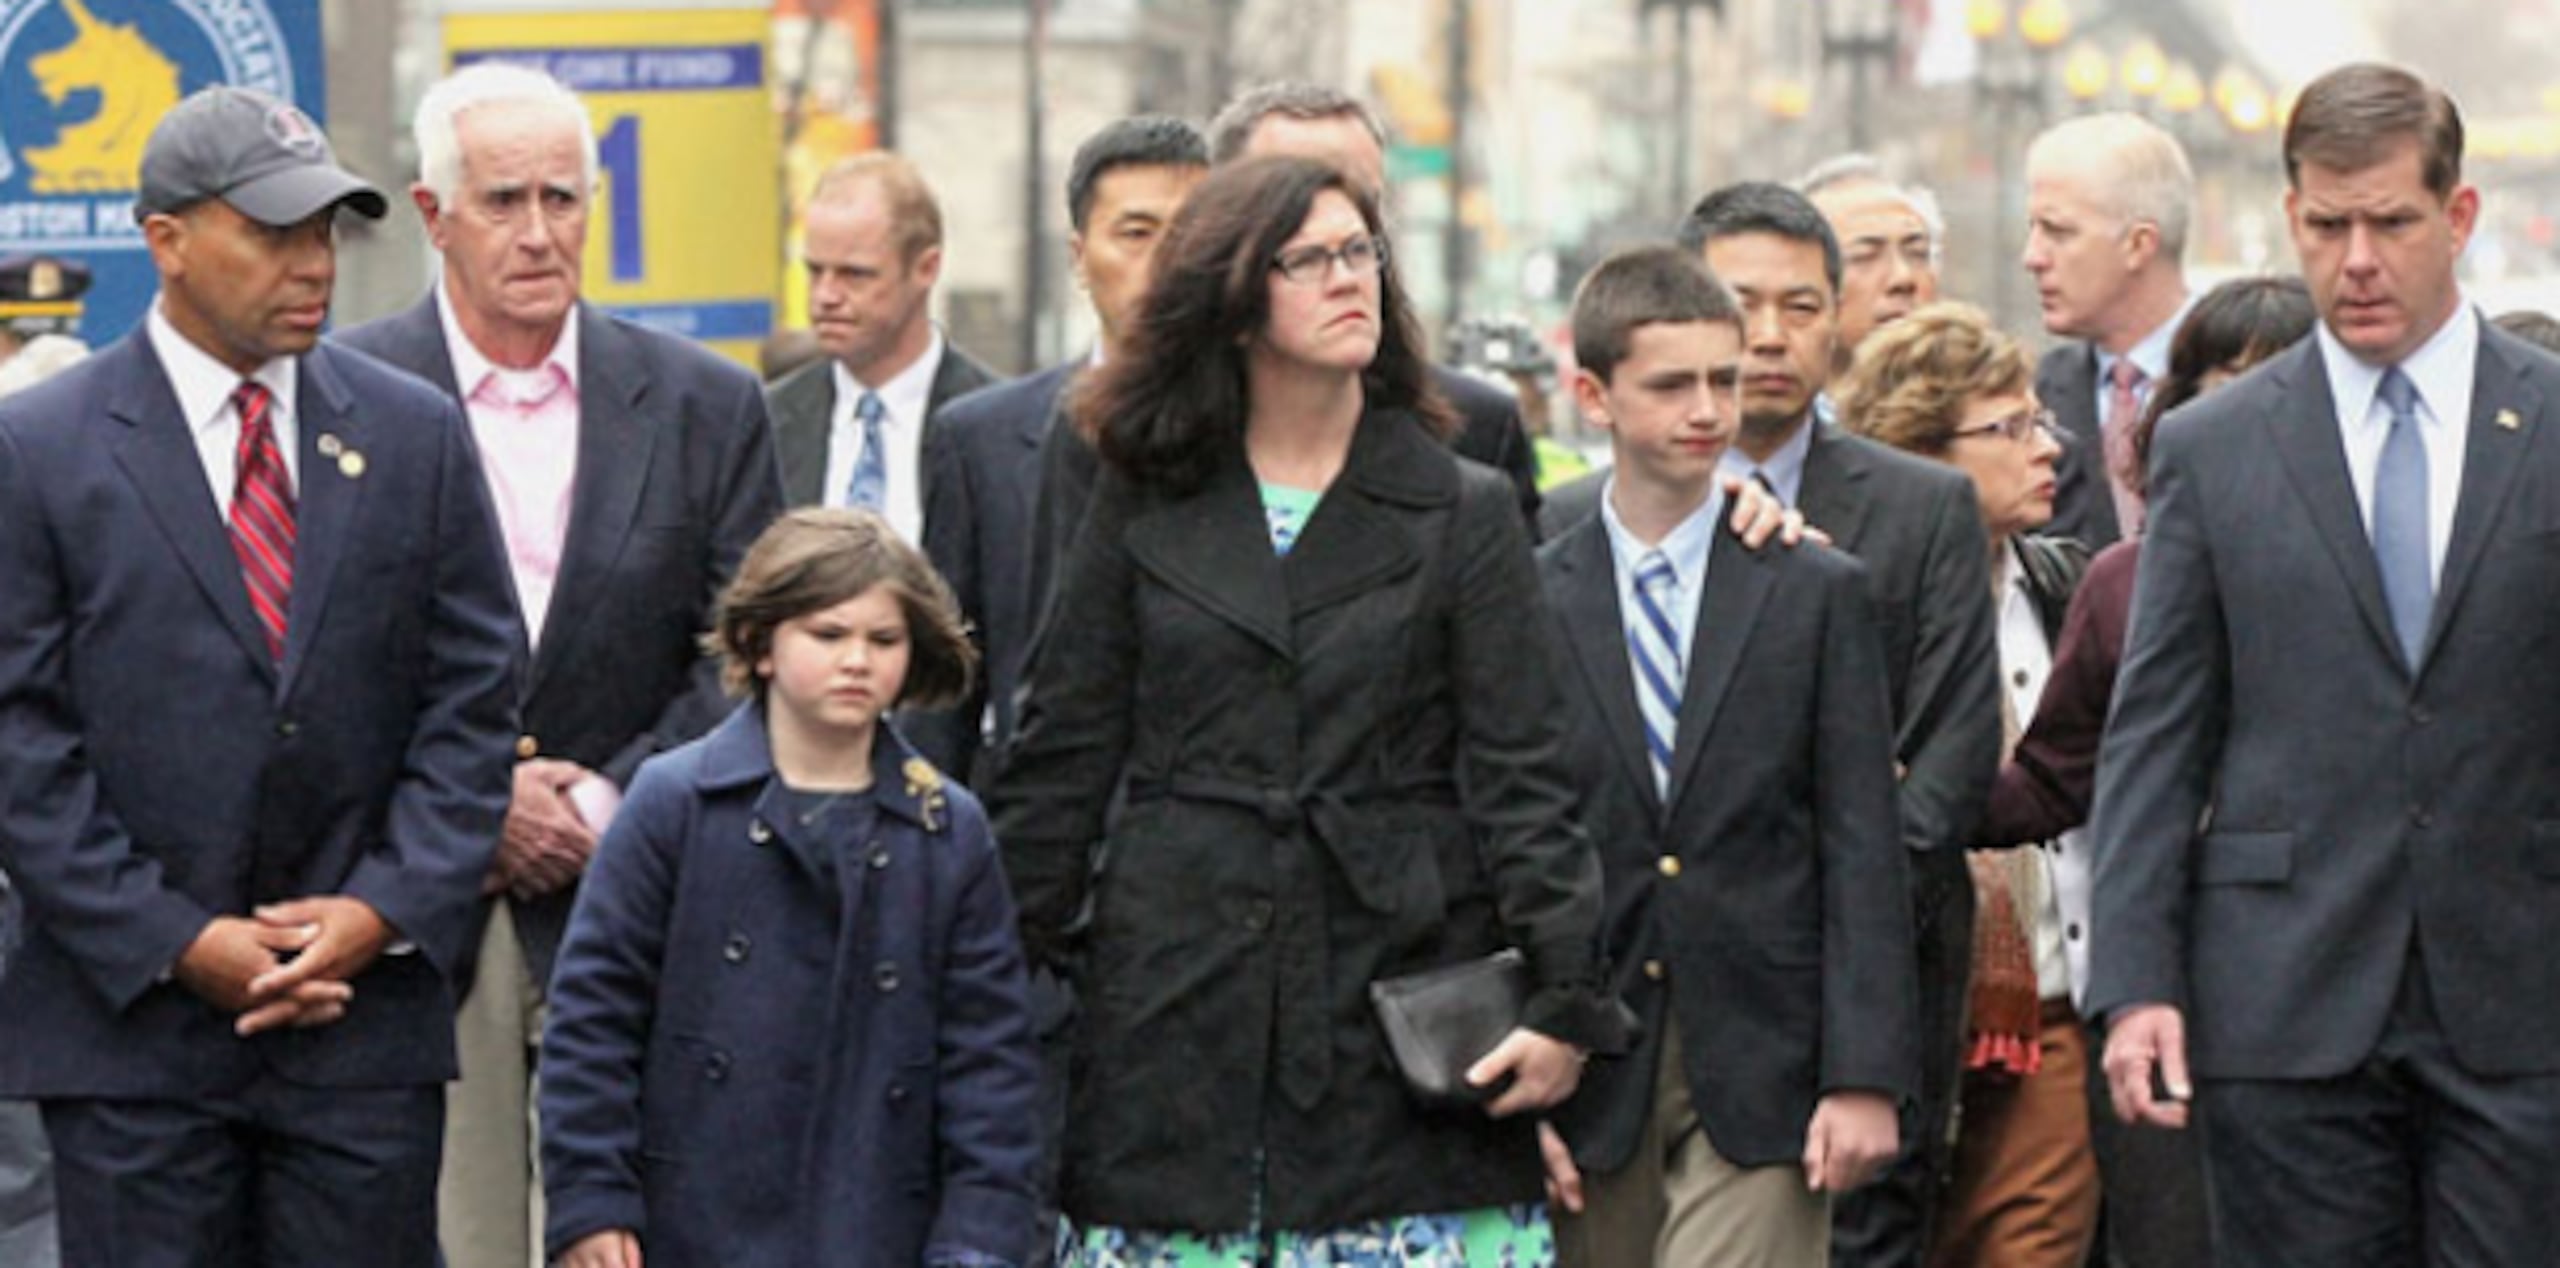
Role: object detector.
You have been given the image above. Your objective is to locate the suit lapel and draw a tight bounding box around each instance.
[2422,332,2545,677]
[1282,414,1441,614]
[275,346,367,699]
[1797,421,1876,553]
[1663,526,1771,809]
[106,336,277,681]
[536,310,657,688]
[772,363,834,507]
[1123,447,1294,659]
[2267,347,2404,669]
[1551,519,1658,813]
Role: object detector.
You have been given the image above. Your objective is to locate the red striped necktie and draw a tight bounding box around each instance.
[228,380,295,661]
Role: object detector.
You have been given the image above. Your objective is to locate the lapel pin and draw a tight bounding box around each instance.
[316,432,344,457]
[337,449,367,478]
[2496,408,2522,431]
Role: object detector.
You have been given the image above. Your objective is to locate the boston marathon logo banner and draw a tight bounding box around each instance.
[0,0,325,345]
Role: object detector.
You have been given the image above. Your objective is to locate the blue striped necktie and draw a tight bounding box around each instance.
[2372,367,2431,669]
[1628,550,1684,797]
[845,389,888,510]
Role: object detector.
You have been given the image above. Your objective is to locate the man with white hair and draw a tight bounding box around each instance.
[1802,154,1944,374]
[2023,113,2196,549]
[338,61,782,1268]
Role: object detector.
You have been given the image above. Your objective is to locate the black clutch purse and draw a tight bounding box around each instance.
[1369,948,1529,1107]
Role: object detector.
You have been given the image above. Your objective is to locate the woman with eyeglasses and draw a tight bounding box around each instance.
[1835,302,2099,1268]
[990,155,1623,1266]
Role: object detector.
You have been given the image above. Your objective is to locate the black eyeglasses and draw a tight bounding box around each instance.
[1271,235,1388,285]
[1949,407,2060,445]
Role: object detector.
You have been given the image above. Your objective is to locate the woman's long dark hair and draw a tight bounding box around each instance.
[1078,155,1451,495]
[2126,276,2315,497]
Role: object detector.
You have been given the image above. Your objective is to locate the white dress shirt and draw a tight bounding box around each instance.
[822,330,945,544]
[1598,478,1728,679]
[1996,545,2091,1006]
[149,303,300,507]
[2318,300,2477,587]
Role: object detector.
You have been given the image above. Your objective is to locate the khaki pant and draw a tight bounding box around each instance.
[437,907,547,1268]
[1557,1029,1830,1268]
[1928,1000,2101,1268]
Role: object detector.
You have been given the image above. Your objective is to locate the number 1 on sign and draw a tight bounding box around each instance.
[599,114,643,283]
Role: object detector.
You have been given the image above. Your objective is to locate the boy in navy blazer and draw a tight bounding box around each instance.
[0,88,520,1266]
[1538,247,1916,1267]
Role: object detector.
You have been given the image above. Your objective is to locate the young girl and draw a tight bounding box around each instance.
[539,508,1042,1268]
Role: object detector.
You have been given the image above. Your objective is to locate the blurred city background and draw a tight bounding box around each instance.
[10,0,2560,435]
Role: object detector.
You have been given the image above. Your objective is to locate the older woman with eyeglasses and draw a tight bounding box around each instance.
[1835,302,2098,1268]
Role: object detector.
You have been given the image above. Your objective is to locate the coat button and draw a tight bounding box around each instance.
[867,842,892,870]
[747,819,772,845]
[275,719,298,738]
[2410,704,2433,726]
[1657,856,1682,879]
[1258,786,1297,833]
[1643,959,1666,981]
[723,932,751,964]
[515,734,539,759]
[704,1051,731,1082]
[2411,806,2433,830]
[887,1082,909,1104]
[875,961,901,992]
[1241,900,1274,933]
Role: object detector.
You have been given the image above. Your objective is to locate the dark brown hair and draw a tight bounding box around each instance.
[706,508,975,709]
[1835,302,2030,456]
[2128,276,2315,498]
[1077,154,1449,494]
[2284,63,2464,196]
[1570,245,1742,383]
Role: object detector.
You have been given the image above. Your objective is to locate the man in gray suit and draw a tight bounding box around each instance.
[2093,62,2560,1267]
[2023,114,2194,551]
[338,62,782,1268]
[768,152,995,531]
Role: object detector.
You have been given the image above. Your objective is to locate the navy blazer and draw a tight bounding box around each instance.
[0,332,521,1095]
[2039,340,2123,551]
[1540,516,1915,1172]
[918,361,1077,780]
[540,707,1041,1268]
[2091,327,2560,1079]
[338,297,785,989]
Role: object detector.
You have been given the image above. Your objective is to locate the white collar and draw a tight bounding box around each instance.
[435,282,581,400]
[147,301,296,436]
[835,327,946,428]
[2315,294,2478,435]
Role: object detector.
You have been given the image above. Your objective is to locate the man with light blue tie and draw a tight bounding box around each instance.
[2091,62,2560,1267]
[769,152,996,537]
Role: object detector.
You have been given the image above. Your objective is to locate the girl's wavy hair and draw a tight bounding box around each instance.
[704,508,975,710]
[1074,155,1450,494]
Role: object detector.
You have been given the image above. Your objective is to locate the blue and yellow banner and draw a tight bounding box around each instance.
[446,5,780,369]
[0,0,326,347]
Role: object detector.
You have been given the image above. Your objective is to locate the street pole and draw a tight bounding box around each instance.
[1444,0,1473,325]
[878,0,900,151]
[1671,0,1693,215]
[1022,0,1049,372]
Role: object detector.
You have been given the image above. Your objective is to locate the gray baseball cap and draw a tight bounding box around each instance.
[134,85,387,226]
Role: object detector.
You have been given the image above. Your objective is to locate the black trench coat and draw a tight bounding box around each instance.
[991,407,1620,1234]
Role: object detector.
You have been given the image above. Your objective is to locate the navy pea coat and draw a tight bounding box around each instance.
[539,706,1042,1267]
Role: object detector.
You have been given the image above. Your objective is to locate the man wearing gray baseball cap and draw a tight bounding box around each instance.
[0,83,522,1267]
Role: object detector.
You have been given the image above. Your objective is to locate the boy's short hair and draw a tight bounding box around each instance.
[1571,245,1742,384]
[707,508,976,710]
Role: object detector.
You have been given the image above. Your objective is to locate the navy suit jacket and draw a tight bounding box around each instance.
[1540,517,1915,1172]
[766,341,998,511]
[338,297,785,990]
[0,332,521,1096]
[2039,341,2123,551]
[2090,326,2560,1079]
[919,361,1076,782]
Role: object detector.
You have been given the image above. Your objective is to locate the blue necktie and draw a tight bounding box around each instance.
[1628,550,1684,798]
[2373,367,2432,668]
[845,390,888,511]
